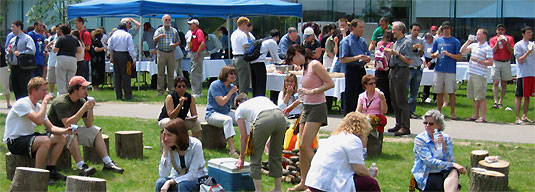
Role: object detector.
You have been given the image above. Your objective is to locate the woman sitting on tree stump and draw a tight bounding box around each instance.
[411,109,466,191]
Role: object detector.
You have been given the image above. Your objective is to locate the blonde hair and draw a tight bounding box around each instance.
[237,17,250,26]
[27,77,48,94]
[333,112,371,138]
[282,74,298,97]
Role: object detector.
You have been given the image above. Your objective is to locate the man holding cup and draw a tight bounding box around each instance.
[154,14,180,96]
[513,26,535,124]
[48,76,124,175]
[489,24,515,109]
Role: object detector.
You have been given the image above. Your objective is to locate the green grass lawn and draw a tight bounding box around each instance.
[1,114,534,191]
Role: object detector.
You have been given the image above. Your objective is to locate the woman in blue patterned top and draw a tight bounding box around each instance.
[411,109,466,191]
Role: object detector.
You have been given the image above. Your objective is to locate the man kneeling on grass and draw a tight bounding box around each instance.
[48,76,124,176]
[3,77,70,182]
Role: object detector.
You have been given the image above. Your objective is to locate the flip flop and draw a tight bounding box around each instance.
[522,118,534,123]
[492,103,499,109]
[450,116,460,120]
[475,119,487,123]
[229,151,239,157]
[498,104,504,109]
[465,117,477,121]
[515,120,525,125]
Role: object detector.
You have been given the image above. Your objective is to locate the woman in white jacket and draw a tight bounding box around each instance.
[155,119,208,192]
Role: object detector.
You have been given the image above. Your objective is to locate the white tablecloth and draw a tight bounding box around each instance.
[202,59,229,80]
[266,73,345,99]
[106,59,230,80]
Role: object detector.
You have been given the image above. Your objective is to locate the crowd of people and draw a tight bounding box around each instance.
[2,13,534,191]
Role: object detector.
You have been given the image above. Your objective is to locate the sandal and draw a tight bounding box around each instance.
[498,104,504,109]
[229,151,239,157]
[522,118,534,123]
[465,117,477,121]
[475,119,487,123]
[492,103,499,109]
[515,120,525,125]
[450,116,459,120]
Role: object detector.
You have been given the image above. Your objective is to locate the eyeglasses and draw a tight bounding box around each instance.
[177,85,186,88]
[423,121,434,126]
[367,82,376,85]
[229,72,235,75]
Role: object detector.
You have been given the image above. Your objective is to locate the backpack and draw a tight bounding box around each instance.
[243,39,264,62]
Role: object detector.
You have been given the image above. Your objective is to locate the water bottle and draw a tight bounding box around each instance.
[369,162,378,177]
[440,47,445,59]
[498,41,503,49]
[434,129,443,151]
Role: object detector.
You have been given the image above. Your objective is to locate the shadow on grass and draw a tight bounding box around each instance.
[366,152,404,161]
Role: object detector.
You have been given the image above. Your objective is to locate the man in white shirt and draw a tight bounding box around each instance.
[250,29,283,97]
[513,26,535,124]
[233,94,285,192]
[231,17,252,94]
[460,28,494,123]
[3,77,70,181]
[108,22,137,100]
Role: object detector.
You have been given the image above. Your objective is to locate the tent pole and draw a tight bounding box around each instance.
[226,15,231,64]
[299,17,303,39]
[137,16,142,91]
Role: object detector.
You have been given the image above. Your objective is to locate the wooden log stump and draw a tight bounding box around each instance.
[9,167,49,192]
[5,152,34,180]
[470,169,507,191]
[479,159,509,187]
[367,133,383,156]
[65,176,106,192]
[83,134,109,164]
[50,147,71,171]
[200,122,226,150]
[470,150,489,168]
[115,131,143,158]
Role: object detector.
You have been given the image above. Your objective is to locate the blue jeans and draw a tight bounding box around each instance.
[408,68,423,114]
[155,177,199,192]
[331,60,346,73]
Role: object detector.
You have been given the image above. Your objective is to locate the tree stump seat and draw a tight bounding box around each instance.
[470,169,507,191]
[83,134,109,163]
[66,175,106,192]
[115,131,143,158]
[10,167,49,192]
[200,122,226,150]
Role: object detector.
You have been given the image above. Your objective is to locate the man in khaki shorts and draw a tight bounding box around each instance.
[431,21,462,119]
[48,76,124,176]
[489,24,515,109]
[460,29,493,123]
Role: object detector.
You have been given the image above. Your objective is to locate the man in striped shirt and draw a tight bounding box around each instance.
[460,29,493,123]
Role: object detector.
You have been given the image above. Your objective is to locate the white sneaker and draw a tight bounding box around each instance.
[425,98,432,103]
[192,94,202,98]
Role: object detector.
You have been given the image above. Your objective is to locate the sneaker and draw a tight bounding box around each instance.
[49,171,67,181]
[425,98,432,103]
[103,161,124,173]
[78,164,96,176]
[192,94,202,98]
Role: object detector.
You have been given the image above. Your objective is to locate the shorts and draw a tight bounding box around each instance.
[491,60,513,81]
[300,103,328,126]
[158,118,202,133]
[65,125,101,148]
[7,132,50,158]
[467,73,487,100]
[433,71,456,94]
[424,168,459,191]
[516,77,535,97]
[47,66,56,83]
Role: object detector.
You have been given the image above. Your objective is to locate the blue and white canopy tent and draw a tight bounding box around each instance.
[68,0,302,90]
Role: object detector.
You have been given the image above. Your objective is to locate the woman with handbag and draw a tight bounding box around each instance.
[234,93,286,192]
[155,118,208,192]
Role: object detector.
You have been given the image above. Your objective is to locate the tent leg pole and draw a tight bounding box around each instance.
[226,15,231,64]
[138,16,142,91]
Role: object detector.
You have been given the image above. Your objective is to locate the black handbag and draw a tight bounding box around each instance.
[17,54,36,70]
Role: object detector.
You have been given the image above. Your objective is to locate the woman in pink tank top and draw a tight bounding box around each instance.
[282,45,334,191]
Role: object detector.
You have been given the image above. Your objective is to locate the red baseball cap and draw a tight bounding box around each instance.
[430,26,438,31]
[69,76,91,87]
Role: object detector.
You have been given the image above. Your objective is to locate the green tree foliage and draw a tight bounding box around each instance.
[26,0,81,25]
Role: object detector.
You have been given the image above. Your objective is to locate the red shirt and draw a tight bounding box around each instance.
[489,35,515,61]
[80,29,92,62]
[190,28,205,52]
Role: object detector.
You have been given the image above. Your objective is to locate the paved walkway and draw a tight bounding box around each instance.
[1,101,533,144]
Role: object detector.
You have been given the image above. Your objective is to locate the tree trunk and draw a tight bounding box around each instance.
[200,122,226,150]
[84,134,109,164]
[479,159,509,187]
[470,169,507,191]
[49,147,71,171]
[65,175,106,192]
[470,150,489,168]
[9,167,49,192]
[5,152,34,180]
[115,131,143,159]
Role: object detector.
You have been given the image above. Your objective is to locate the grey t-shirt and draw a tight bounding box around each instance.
[389,36,413,68]
[406,35,424,67]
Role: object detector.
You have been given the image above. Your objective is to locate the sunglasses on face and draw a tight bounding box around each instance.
[423,121,434,126]
[177,85,186,88]
[229,72,235,75]
[367,82,376,85]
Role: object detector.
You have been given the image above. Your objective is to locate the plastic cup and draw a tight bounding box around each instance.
[71,124,78,132]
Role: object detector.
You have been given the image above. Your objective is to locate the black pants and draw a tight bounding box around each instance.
[10,64,32,100]
[375,69,392,112]
[33,65,43,77]
[344,64,366,116]
[423,57,436,101]
[112,52,132,100]
[76,60,89,81]
[250,62,267,97]
[91,56,106,87]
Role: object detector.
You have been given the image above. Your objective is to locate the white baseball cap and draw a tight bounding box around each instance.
[187,19,199,25]
[303,27,314,39]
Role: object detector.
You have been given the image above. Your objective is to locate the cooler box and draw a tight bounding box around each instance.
[207,157,255,191]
